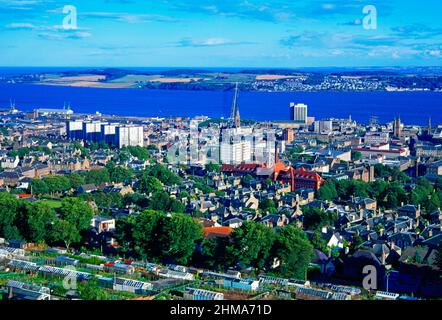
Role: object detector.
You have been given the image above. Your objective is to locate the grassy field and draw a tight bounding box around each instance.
[108,74,162,83]
[39,199,63,209]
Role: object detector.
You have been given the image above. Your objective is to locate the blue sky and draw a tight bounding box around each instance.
[0,0,441,67]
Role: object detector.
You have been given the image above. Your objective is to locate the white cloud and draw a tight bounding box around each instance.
[321,4,336,10]
[5,22,92,40]
[426,50,441,57]
[79,11,180,23]
[175,37,255,47]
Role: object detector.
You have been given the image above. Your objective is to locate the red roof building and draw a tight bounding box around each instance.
[274,163,295,191]
[221,163,263,176]
[17,194,33,199]
[203,227,234,239]
[222,161,325,193]
[292,167,325,191]
[274,164,324,192]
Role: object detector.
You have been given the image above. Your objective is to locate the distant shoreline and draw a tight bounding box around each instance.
[2,82,442,93]
[2,67,442,93]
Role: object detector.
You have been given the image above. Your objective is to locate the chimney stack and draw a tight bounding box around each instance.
[275,141,279,165]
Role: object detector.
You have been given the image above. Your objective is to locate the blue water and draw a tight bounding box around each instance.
[0,83,441,125]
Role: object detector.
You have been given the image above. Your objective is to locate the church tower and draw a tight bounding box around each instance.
[394,117,402,137]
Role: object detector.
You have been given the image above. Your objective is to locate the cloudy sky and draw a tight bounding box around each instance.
[0,0,441,67]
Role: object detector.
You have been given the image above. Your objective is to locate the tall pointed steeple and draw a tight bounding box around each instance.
[234,106,241,128]
[229,83,240,128]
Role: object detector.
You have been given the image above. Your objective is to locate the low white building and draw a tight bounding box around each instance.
[364,131,390,145]
[6,280,51,300]
[113,278,153,294]
[158,269,194,280]
[1,156,19,169]
[223,278,260,291]
[184,288,224,300]
[91,216,116,233]
[314,120,333,134]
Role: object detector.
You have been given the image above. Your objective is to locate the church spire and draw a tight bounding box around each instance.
[230,83,241,128]
[235,106,241,128]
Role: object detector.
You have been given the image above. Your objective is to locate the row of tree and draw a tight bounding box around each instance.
[116,210,202,264]
[30,161,182,196]
[116,212,314,279]
[8,146,53,158]
[29,165,133,195]
[72,143,154,161]
[0,193,93,250]
[317,177,442,213]
[200,221,314,279]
